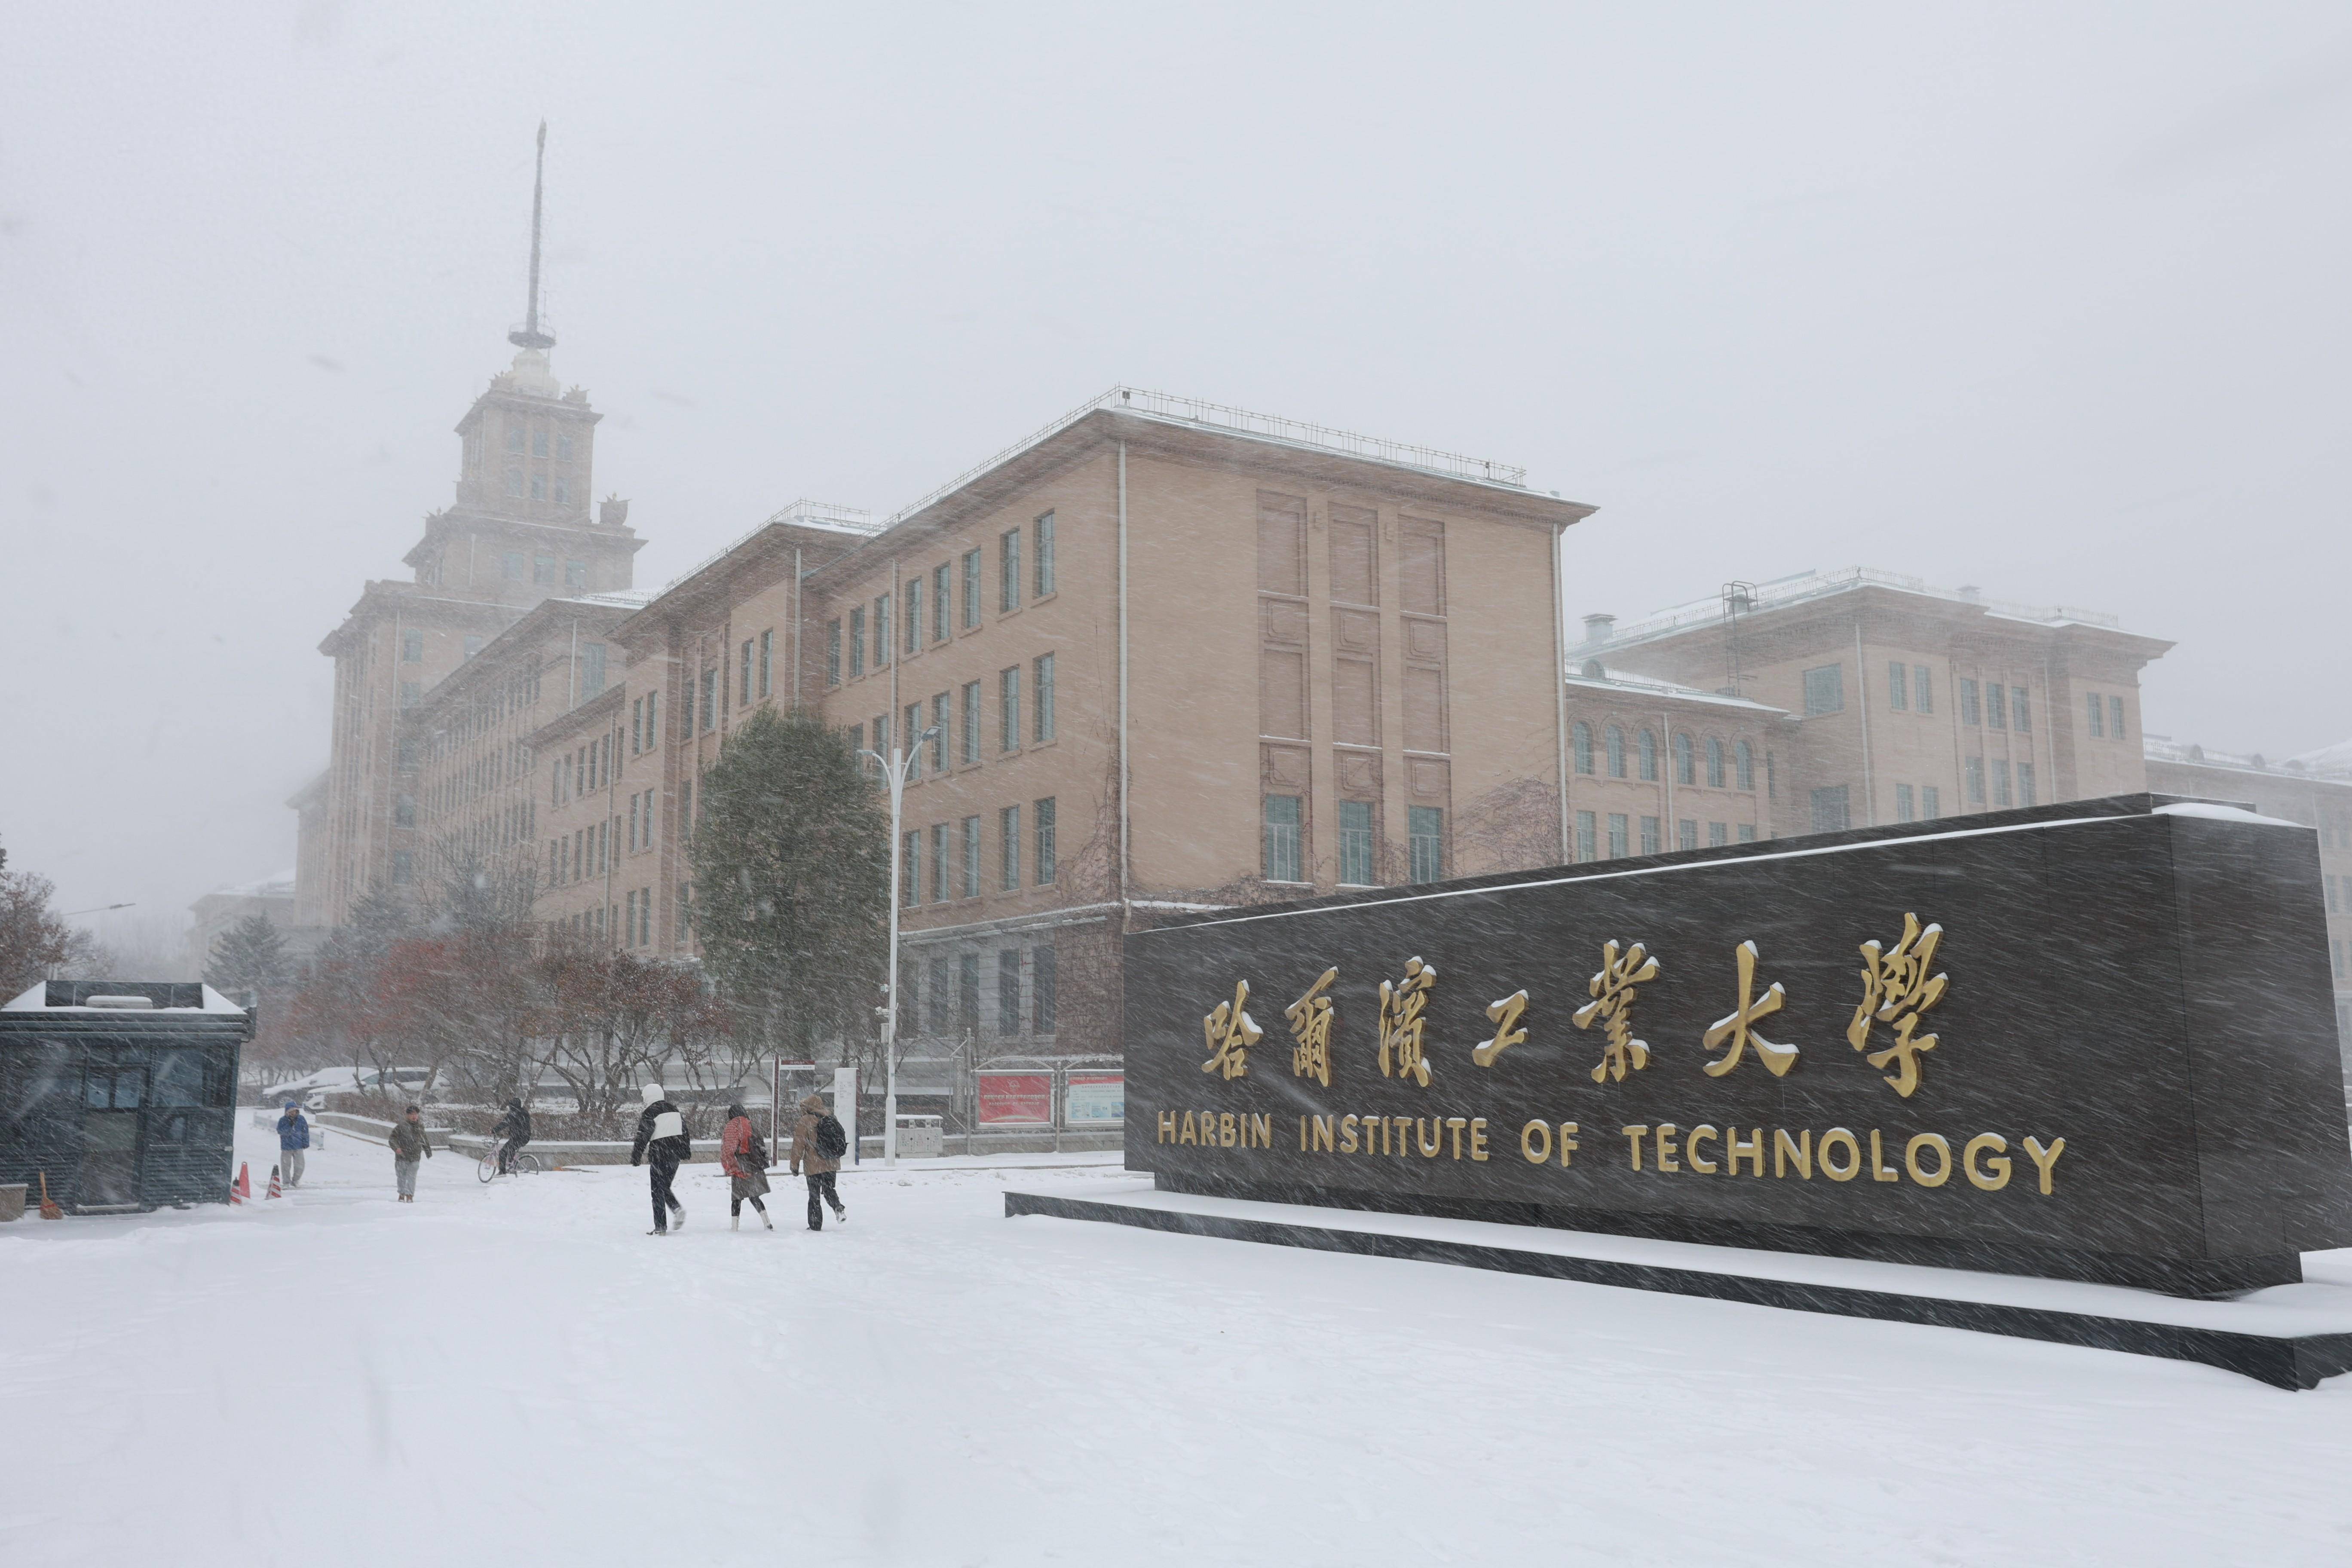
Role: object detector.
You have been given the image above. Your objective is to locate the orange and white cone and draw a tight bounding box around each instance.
[232,1162,251,1204]
[266,1164,284,1200]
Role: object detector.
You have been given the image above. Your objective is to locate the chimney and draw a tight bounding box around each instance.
[1582,613,1616,646]
[600,496,630,529]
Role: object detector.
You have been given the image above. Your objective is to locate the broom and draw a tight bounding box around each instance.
[37,1172,63,1220]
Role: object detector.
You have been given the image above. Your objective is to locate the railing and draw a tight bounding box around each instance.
[1597,566,2122,647]
[661,498,877,593]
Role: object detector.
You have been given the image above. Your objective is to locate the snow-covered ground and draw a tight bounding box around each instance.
[7,1120,2352,1567]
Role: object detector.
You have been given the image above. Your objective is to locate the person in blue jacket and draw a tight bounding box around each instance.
[276,1101,312,1188]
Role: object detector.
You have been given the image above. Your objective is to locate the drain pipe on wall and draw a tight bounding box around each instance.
[1118,438,1130,905]
[1549,522,1569,864]
[1854,619,1875,826]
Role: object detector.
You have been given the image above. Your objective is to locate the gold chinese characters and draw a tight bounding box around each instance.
[1472,990,1529,1068]
[1200,980,1260,1081]
[1702,940,1800,1078]
[1286,968,1338,1087]
[1574,940,1658,1084]
[1848,913,1948,1099]
[1378,958,1437,1087]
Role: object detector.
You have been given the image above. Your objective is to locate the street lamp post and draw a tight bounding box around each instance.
[861,727,938,1170]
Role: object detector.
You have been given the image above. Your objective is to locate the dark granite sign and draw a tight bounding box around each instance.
[1124,796,2352,1295]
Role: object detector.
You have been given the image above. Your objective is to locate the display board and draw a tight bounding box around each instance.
[1124,796,2352,1295]
[977,1070,1054,1127]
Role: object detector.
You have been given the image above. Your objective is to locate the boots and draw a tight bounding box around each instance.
[760,1207,774,1231]
[731,1213,741,1231]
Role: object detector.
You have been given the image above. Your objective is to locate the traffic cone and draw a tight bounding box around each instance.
[266,1164,283,1200]
[232,1162,251,1204]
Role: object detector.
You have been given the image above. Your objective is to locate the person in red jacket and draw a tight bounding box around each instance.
[719,1102,772,1231]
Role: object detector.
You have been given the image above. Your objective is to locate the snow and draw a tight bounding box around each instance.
[8,1123,2352,1566]
[2,981,248,1013]
[2150,800,2310,830]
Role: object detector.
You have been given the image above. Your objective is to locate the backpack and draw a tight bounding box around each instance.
[745,1128,769,1169]
[814,1114,848,1160]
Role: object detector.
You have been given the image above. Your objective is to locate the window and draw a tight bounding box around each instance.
[1001,528,1022,612]
[1706,736,1726,788]
[1033,945,1057,1034]
[874,594,891,667]
[741,640,753,704]
[699,667,716,732]
[1573,722,1593,775]
[557,432,573,461]
[1264,794,1304,882]
[400,680,421,707]
[961,681,981,765]
[1639,729,1658,782]
[1000,667,1021,753]
[1409,805,1446,882]
[1676,819,1697,851]
[906,578,922,655]
[2018,763,2037,808]
[645,691,657,750]
[1035,511,1056,597]
[997,951,1022,1037]
[1575,810,1596,863]
[2087,692,2104,737]
[872,713,888,759]
[933,563,950,642]
[1993,759,2013,808]
[848,609,865,678]
[1035,796,1057,884]
[565,560,586,589]
[1987,682,2007,731]
[962,816,981,897]
[1033,653,1055,742]
[926,957,950,1033]
[1607,812,1629,859]
[391,849,413,884]
[1767,752,1776,798]
[931,823,949,903]
[2109,695,2126,741]
[1338,799,1375,885]
[505,468,524,497]
[1896,784,1915,823]
[1961,679,1981,726]
[502,552,525,581]
[959,954,982,1037]
[827,627,843,686]
[532,428,549,459]
[531,473,548,501]
[1922,785,1940,820]
[1737,824,1757,842]
[1736,740,1755,791]
[1803,664,1844,716]
[901,830,919,907]
[962,549,982,628]
[505,422,525,454]
[401,629,423,662]
[1674,731,1695,785]
[1605,725,1625,778]
[905,702,923,775]
[2012,687,2030,733]
[632,698,644,753]
[1000,804,1021,890]
[1708,822,1727,847]
[394,793,415,827]
[931,693,949,772]
[1966,757,1984,804]
[1889,662,1909,711]
[847,722,863,757]
[1640,816,1660,854]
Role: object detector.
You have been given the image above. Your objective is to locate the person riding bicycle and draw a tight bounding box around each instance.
[492,1098,533,1176]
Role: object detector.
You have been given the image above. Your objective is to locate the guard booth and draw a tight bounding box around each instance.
[0,982,252,1213]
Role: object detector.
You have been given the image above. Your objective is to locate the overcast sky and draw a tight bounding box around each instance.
[4,3,2349,948]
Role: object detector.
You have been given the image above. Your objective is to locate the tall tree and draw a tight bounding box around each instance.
[205,913,294,1002]
[688,707,889,1056]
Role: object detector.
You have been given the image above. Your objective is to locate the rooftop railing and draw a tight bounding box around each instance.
[1597,566,2121,647]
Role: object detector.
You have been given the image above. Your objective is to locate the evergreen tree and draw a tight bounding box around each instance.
[204,913,294,1001]
[688,707,889,1054]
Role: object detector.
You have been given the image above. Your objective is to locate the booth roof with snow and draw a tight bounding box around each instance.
[0,982,253,1214]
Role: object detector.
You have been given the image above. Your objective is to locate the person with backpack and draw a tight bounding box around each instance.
[630,1083,691,1235]
[718,1102,772,1231]
[275,1101,311,1188]
[789,1092,848,1231]
[491,1098,533,1176]
[388,1103,432,1201]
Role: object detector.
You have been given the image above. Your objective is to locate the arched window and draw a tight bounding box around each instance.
[1706,736,1726,789]
[1639,729,1658,781]
[1573,722,1593,775]
[1736,740,1755,792]
[1605,725,1626,778]
[1674,731,1695,786]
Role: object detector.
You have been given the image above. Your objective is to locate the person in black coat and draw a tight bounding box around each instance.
[629,1083,691,1235]
[491,1098,533,1175]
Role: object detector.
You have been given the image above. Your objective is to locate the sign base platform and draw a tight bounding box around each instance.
[1005,1181,2352,1390]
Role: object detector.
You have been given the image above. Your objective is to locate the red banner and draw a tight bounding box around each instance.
[977,1071,1054,1127]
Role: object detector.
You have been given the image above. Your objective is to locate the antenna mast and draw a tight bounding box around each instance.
[508,122,555,352]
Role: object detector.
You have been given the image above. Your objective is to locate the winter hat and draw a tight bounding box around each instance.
[641,1083,665,1106]
[726,1102,747,1121]
[801,1093,828,1113]
[284,1101,298,1111]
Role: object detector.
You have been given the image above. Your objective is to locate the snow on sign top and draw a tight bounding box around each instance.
[2,982,251,1013]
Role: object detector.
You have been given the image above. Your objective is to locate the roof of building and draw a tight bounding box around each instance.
[1563,662,1790,715]
[2144,735,2352,786]
[195,870,297,902]
[1592,566,2135,655]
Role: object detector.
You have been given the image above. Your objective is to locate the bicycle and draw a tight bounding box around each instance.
[478,1141,542,1182]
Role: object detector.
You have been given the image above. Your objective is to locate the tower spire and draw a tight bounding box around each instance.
[508,121,555,352]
